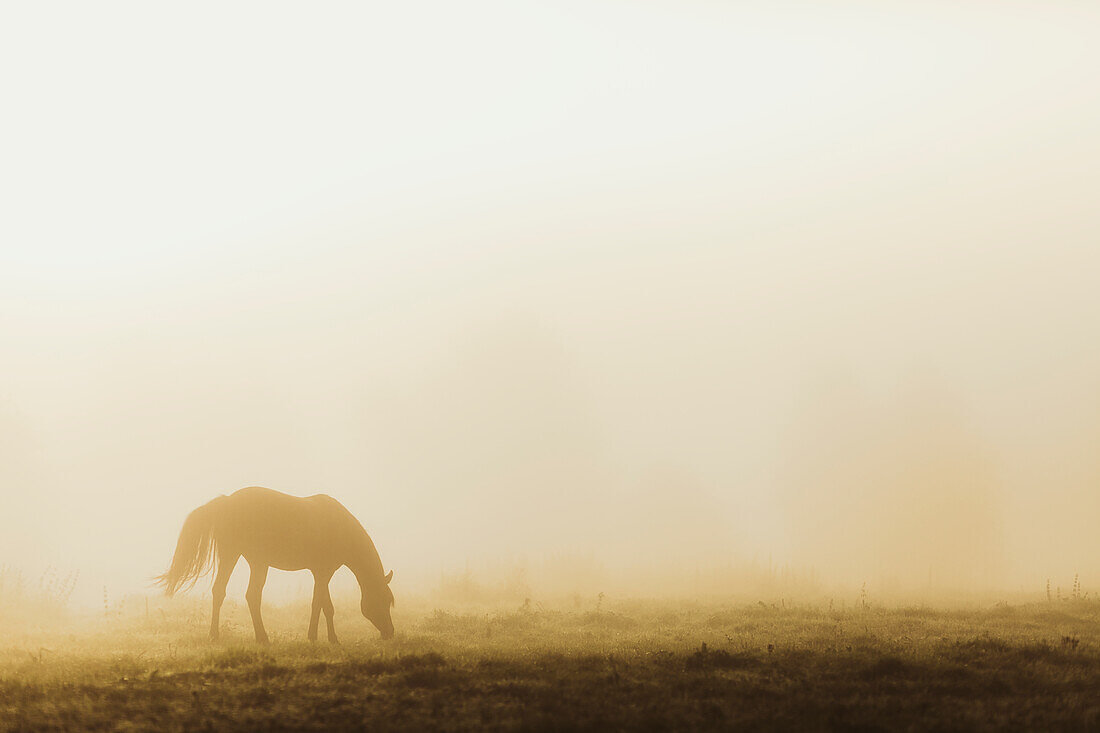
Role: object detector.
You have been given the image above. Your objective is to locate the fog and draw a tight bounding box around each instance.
[2,1,1099,606]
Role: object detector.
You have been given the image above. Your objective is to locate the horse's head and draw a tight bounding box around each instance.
[361,569,395,639]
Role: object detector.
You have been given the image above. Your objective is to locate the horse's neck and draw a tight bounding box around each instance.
[346,531,384,582]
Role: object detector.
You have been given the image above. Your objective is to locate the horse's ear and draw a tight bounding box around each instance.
[384,570,393,584]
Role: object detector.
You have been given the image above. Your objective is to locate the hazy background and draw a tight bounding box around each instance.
[2,1,1099,606]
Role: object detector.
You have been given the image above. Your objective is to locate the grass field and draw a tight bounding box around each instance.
[3,595,1100,731]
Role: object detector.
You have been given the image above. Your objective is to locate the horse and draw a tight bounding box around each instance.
[156,486,394,643]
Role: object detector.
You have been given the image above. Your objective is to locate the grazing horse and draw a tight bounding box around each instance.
[156,486,394,643]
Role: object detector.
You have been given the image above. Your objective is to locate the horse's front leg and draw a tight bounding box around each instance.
[308,586,322,643]
[245,562,270,645]
[321,582,338,644]
[308,569,331,642]
[308,568,338,644]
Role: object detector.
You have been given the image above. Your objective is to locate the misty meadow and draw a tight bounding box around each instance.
[5,581,1100,731]
[5,0,1100,729]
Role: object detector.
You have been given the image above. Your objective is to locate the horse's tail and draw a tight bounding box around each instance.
[155,496,226,597]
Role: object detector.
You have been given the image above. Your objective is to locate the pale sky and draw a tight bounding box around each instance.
[2,1,1100,603]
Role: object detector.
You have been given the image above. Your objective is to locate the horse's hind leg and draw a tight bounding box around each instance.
[245,562,270,645]
[210,551,240,641]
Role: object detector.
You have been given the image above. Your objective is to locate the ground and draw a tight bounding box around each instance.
[3,597,1100,731]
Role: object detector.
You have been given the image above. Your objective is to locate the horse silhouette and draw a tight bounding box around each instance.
[157,486,394,643]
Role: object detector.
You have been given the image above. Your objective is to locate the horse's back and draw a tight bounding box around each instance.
[306,491,355,514]
[215,487,363,569]
[229,485,301,505]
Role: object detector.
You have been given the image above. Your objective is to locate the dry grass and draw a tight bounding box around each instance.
[3,596,1100,730]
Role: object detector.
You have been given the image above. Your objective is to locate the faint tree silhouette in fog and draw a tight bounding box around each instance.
[780,374,1003,592]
